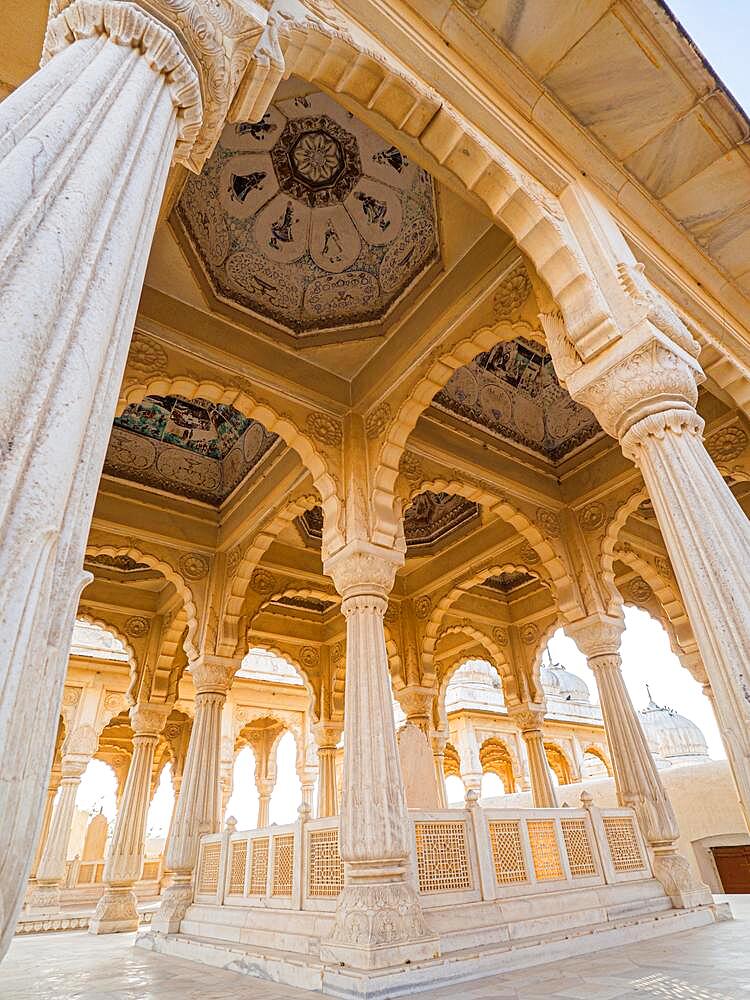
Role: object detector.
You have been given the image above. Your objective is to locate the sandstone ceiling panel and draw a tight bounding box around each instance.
[104,395,278,504]
[434,338,602,460]
[176,87,439,336]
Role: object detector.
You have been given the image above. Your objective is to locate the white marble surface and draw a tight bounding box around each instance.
[2,897,748,999]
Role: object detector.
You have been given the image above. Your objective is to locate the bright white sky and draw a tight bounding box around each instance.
[73,2,743,839]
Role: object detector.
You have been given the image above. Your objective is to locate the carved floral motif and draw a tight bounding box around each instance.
[178,552,210,581]
[250,568,277,594]
[414,595,432,621]
[579,501,607,532]
[520,623,540,645]
[124,616,150,638]
[492,262,531,320]
[306,412,343,447]
[365,401,392,439]
[706,426,748,464]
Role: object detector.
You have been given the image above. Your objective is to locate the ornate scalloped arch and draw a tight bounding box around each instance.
[73,609,138,676]
[235,706,306,769]
[84,543,199,660]
[434,631,510,730]
[600,488,649,616]
[404,476,578,614]
[543,740,574,785]
[278,18,610,344]
[424,561,551,683]
[479,735,521,788]
[582,743,613,777]
[222,492,322,655]
[239,640,319,721]
[117,379,344,556]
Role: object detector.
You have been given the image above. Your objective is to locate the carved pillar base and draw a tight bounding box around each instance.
[320,881,438,970]
[89,887,139,934]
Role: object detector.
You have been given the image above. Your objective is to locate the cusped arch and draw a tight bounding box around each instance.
[544,741,573,785]
[117,378,344,556]
[437,646,509,730]
[222,492,322,655]
[278,18,610,342]
[582,744,612,777]
[479,736,518,792]
[239,640,319,722]
[73,608,138,678]
[406,478,579,616]
[235,707,306,772]
[84,543,199,660]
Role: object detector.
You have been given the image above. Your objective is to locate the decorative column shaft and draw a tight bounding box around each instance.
[621,410,750,830]
[0,0,201,955]
[90,704,169,934]
[571,616,711,907]
[29,769,62,883]
[27,752,91,911]
[314,722,342,819]
[256,779,274,829]
[509,708,557,809]
[151,658,236,934]
[431,733,449,810]
[322,543,436,969]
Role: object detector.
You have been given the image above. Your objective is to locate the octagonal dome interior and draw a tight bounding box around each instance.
[176,81,440,337]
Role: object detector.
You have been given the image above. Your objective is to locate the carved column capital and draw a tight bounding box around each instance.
[395,685,435,731]
[566,332,703,442]
[507,705,546,734]
[568,615,624,661]
[324,540,403,604]
[312,721,343,750]
[129,702,170,738]
[190,655,240,695]
[45,0,268,171]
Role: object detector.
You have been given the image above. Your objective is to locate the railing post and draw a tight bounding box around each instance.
[582,792,616,884]
[466,791,496,901]
[295,803,310,910]
[217,817,236,906]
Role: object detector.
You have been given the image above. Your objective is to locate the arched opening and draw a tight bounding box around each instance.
[146,761,176,848]
[70,760,118,862]
[544,742,573,786]
[269,731,302,826]
[480,772,506,799]
[479,737,516,794]
[582,748,611,779]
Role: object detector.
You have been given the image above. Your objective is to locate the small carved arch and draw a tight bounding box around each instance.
[117,379,344,556]
[581,744,613,777]
[222,492,322,656]
[544,741,574,785]
[239,640,320,722]
[84,543,199,660]
[437,648,509,731]
[73,609,138,680]
[479,737,517,792]
[443,742,461,778]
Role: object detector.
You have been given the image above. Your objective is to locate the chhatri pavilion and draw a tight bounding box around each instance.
[1,0,750,996]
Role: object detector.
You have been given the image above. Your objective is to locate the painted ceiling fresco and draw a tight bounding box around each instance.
[105,395,278,504]
[176,87,439,335]
[297,492,479,550]
[434,338,603,460]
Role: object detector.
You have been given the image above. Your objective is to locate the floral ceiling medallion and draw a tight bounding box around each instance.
[176,86,439,336]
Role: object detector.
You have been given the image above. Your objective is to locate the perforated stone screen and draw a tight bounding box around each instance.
[414,820,472,893]
[197,842,221,895]
[561,818,596,877]
[306,828,344,898]
[227,840,248,896]
[271,834,295,897]
[248,837,269,895]
[488,819,528,885]
[527,819,564,881]
[603,816,646,872]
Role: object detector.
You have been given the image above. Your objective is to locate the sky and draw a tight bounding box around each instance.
[71,3,743,840]
[665,1,750,112]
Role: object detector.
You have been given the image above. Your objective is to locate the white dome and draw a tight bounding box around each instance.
[453,660,501,688]
[541,661,590,703]
[640,696,709,762]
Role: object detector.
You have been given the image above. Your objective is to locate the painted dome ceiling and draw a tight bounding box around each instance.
[105,395,277,504]
[297,491,479,550]
[176,86,439,336]
[434,337,602,461]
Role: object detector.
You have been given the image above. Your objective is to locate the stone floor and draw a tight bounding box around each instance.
[3,897,749,999]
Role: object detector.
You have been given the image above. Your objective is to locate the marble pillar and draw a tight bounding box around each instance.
[0,0,201,954]
[322,543,437,969]
[509,708,557,808]
[621,410,750,831]
[571,616,711,907]
[90,704,169,934]
[431,732,449,809]
[256,778,274,829]
[313,722,342,819]
[151,658,237,934]
[29,767,62,883]
[456,718,483,799]
[27,744,94,912]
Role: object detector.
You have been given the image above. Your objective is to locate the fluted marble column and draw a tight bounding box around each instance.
[322,543,437,969]
[571,616,711,908]
[27,747,94,911]
[431,732,449,809]
[256,778,274,829]
[29,767,63,884]
[621,411,750,830]
[456,718,483,799]
[90,704,169,934]
[0,0,202,954]
[509,708,557,808]
[151,658,237,934]
[313,722,342,819]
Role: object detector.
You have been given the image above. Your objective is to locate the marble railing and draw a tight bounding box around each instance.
[194,800,652,911]
[62,857,163,888]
